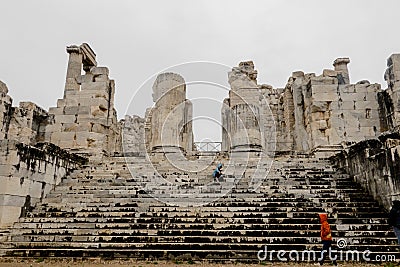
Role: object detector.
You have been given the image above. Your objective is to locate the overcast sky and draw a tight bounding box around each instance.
[1,0,400,141]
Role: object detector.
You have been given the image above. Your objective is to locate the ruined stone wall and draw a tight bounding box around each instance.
[8,102,49,145]
[45,44,121,159]
[332,133,400,210]
[121,115,145,156]
[278,58,381,156]
[384,54,400,130]
[0,81,50,146]
[259,86,284,154]
[0,140,86,228]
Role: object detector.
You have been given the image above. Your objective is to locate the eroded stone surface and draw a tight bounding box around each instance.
[46,43,121,159]
[145,72,193,153]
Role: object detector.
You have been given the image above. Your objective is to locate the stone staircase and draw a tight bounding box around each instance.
[0,154,397,261]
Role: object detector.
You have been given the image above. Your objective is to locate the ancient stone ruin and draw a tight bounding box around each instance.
[0,43,400,261]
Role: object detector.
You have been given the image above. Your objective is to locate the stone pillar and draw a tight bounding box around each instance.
[64,45,83,91]
[227,61,263,152]
[384,54,400,129]
[182,99,193,152]
[221,98,231,152]
[0,81,12,140]
[148,72,192,153]
[333,58,350,84]
[64,43,97,92]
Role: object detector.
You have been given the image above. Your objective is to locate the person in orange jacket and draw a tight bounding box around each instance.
[318,213,337,266]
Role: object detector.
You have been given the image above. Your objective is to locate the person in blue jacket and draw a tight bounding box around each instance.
[212,163,223,182]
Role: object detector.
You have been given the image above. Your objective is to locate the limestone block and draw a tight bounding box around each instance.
[354,84,377,94]
[90,66,109,76]
[63,106,79,115]
[75,134,88,147]
[45,123,62,134]
[0,164,18,177]
[48,107,64,115]
[292,71,304,78]
[228,67,258,91]
[42,182,53,197]
[355,101,379,110]
[65,78,80,91]
[90,106,107,118]
[94,74,109,82]
[338,101,356,110]
[91,123,108,133]
[78,98,109,109]
[342,115,361,126]
[359,119,380,127]
[78,106,90,115]
[323,69,337,77]
[0,194,25,207]
[50,132,76,143]
[0,176,31,196]
[313,136,329,147]
[325,128,344,144]
[84,132,106,148]
[75,114,91,123]
[312,84,338,93]
[0,80,8,94]
[73,122,92,132]
[0,206,22,227]
[342,85,356,93]
[76,74,94,84]
[388,54,400,71]
[0,150,18,165]
[77,90,109,100]
[54,114,77,124]
[58,140,75,148]
[26,180,43,199]
[62,123,78,132]
[310,101,329,112]
[81,81,109,91]
[57,98,78,107]
[311,77,338,85]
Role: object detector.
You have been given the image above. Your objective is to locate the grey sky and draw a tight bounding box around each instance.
[1,0,400,141]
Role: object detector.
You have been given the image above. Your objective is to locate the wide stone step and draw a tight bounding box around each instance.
[4,241,398,253]
[8,234,397,246]
[9,228,393,238]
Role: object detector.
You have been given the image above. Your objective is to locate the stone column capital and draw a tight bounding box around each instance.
[66,45,81,54]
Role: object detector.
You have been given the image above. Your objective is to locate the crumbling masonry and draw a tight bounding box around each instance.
[1,43,400,259]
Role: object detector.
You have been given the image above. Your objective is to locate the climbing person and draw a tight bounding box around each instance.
[388,200,400,245]
[212,163,223,183]
[317,213,337,266]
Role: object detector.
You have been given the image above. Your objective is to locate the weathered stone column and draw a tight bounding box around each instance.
[333,57,350,84]
[64,45,83,91]
[64,43,97,92]
[148,72,193,152]
[384,54,400,129]
[221,98,231,152]
[0,81,12,140]
[227,61,263,152]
